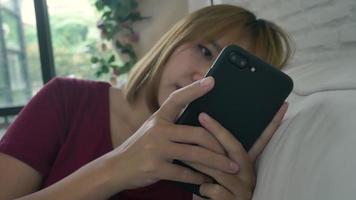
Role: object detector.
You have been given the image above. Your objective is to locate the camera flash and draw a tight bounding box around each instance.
[250,67,256,72]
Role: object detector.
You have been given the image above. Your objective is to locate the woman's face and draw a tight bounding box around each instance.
[157,34,252,106]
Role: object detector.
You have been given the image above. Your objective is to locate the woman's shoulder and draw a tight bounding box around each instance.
[44,77,111,101]
[48,77,111,91]
[36,77,113,122]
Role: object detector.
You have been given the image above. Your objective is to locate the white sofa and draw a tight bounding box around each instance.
[253,57,356,200]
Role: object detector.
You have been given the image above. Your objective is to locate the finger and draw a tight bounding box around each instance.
[248,102,288,161]
[185,161,237,193]
[198,112,256,186]
[168,125,225,155]
[200,183,234,200]
[185,162,255,199]
[198,112,249,164]
[168,143,239,173]
[156,77,214,122]
[159,163,210,184]
[187,161,254,198]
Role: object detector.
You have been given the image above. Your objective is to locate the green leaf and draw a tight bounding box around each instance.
[115,40,124,48]
[91,56,99,63]
[102,11,112,20]
[108,55,115,63]
[95,71,102,77]
[95,1,105,11]
[120,62,132,74]
[107,0,120,10]
[110,64,119,69]
[102,64,109,73]
[130,0,139,9]
[91,0,146,78]
[128,12,146,22]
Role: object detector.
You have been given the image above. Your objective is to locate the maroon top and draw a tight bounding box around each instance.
[0,77,191,199]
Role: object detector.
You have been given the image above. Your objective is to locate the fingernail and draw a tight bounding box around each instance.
[200,77,213,87]
[230,162,240,172]
[284,102,289,107]
[200,112,210,122]
[282,102,289,110]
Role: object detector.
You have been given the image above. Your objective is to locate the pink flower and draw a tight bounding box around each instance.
[130,32,140,42]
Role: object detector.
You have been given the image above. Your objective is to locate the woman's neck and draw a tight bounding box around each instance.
[126,87,153,129]
[112,85,152,128]
[109,85,153,148]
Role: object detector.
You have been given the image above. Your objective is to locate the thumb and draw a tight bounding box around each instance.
[156,77,215,122]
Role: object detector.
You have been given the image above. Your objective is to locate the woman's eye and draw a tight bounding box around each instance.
[197,44,213,59]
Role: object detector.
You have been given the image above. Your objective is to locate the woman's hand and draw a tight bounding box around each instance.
[187,103,288,200]
[104,77,240,192]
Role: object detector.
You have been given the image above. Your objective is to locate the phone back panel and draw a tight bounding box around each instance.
[176,44,293,150]
[171,44,293,197]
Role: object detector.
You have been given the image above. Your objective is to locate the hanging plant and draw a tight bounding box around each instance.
[90,0,148,79]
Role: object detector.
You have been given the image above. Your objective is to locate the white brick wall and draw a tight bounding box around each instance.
[134,0,188,57]
[188,0,212,12]
[209,0,356,69]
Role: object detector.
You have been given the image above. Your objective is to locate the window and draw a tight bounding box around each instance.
[0,0,43,136]
[0,0,103,137]
[47,0,106,80]
[0,0,40,108]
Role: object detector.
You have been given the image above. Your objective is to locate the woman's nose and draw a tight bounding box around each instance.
[191,63,211,82]
[192,73,205,82]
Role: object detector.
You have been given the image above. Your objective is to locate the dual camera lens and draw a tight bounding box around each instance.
[228,51,248,70]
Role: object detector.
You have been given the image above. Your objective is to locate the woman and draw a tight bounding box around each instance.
[0,4,293,200]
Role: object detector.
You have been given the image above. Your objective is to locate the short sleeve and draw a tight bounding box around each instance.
[0,78,67,176]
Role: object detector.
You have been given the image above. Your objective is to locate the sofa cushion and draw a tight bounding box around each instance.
[253,58,356,200]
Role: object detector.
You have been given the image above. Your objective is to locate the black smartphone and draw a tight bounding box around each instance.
[170,44,293,196]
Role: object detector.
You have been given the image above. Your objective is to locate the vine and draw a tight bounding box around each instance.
[90,0,148,79]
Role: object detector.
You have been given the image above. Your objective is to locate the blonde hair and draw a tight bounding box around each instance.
[124,4,294,111]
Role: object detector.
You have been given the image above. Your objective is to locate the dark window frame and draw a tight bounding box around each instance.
[0,0,55,116]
